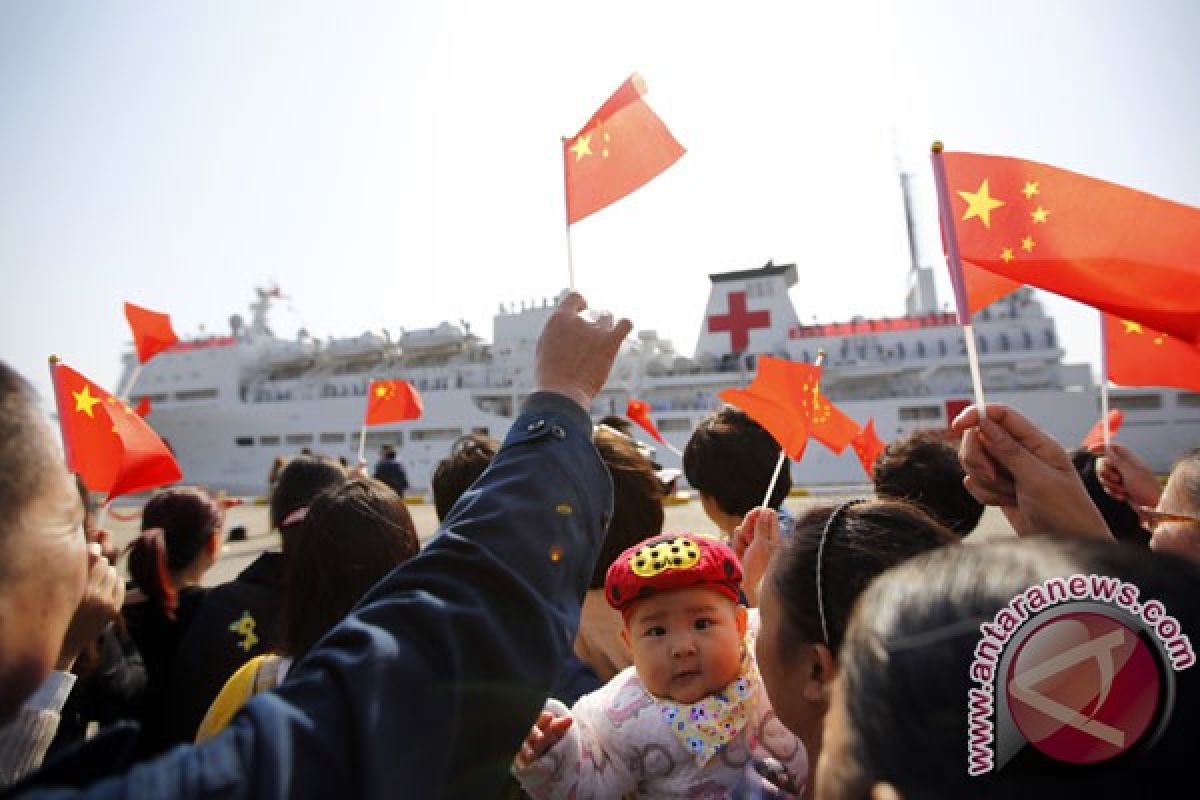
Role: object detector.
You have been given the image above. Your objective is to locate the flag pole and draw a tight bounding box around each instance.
[561,136,577,290]
[931,141,987,409]
[117,363,144,403]
[1100,313,1113,450]
[357,424,368,467]
[761,350,825,508]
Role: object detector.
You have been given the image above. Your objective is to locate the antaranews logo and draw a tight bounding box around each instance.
[967,574,1195,775]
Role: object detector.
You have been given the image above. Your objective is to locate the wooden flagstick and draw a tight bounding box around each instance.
[357,424,368,467]
[561,137,577,291]
[931,141,987,410]
[117,363,144,403]
[1099,312,1113,450]
[761,350,826,508]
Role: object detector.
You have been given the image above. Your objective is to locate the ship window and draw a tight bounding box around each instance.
[319,432,346,444]
[1111,394,1163,411]
[175,388,218,401]
[1179,393,1200,408]
[235,436,254,447]
[364,431,403,448]
[916,341,926,358]
[658,418,691,433]
[899,406,941,421]
[132,393,169,405]
[286,433,315,446]
[411,428,463,442]
[938,340,947,357]
[260,435,281,447]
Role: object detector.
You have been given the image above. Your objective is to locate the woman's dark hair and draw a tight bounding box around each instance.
[431,433,500,521]
[873,431,984,536]
[282,479,419,659]
[269,454,347,531]
[829,538,1200,798]
[684,406,791,515]
[126,487,224,619]
[766,498,957,655]
[588,428,666,589]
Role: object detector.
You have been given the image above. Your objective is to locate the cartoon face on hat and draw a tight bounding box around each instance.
[605,533,742,615]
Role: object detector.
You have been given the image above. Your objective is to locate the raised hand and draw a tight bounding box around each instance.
[535,292,633,411]
[1091,442,1162,507]
[734,507,781,607]
[514,710,573,769]
[952,404,1111,541]
[56,541,124,671]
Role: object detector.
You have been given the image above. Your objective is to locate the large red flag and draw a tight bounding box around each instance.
[124,302,180,363]
[850,418,886,479]
[564,74,685,225]
[364,380,423,426]
[51,361,182,500]
[625,398,665,444]
[935,151,1200,343]
[1104,315,1200,393]
[1081,409,1125,451]
[810,395,861,455]
[717,356,822,460]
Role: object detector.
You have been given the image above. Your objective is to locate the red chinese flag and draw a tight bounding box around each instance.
[850,418,886,479]
[810,394,861,455]
[134,396,152,418]
[564,74,685,225]
[718,356,822,460]
[124,302,180,363]
[1104,315,1200,393]
[364,380,423,426]
[51,361,182,500]
[626,398,665,444]
[1081,409,1125,451]
[938,151,1200,343]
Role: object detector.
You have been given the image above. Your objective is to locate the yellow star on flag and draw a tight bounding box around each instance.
[374,385,389,398]
[1031,206,1050,224]
[569,133,593,161]
[1122,320,1143,334]
[958,180,1005,228]
[73,385,102,418]
[1001,247,1015,263]
[1022,181,1040,199]
[1021,236,1036,252]
[1154,336,1165,345]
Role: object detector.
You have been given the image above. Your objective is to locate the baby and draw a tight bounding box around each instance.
[513,533,807,798]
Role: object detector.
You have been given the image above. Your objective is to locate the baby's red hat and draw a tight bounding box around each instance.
[605,532,742,617]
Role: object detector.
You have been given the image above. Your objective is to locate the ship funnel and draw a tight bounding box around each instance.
[694,261,802,359]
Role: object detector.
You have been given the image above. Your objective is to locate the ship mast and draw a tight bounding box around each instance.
[899,168,939,316]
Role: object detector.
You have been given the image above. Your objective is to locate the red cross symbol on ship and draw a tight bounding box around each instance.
[707,291,771,352]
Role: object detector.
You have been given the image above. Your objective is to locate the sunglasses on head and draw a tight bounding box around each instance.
[1136,506,1200,529]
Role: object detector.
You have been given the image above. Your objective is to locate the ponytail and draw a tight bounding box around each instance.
[126,528,179,620]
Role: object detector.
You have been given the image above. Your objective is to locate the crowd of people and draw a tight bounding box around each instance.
[1,292,1198,798]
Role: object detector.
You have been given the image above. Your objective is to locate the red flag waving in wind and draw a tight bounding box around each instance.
[564,74,685,225]
[1104,315,1200,393]
[1081,409,1125,451]
[124,302,180,363]
[718,356,822,460]
[51,360,182,501]
[810,394,861,455]
[626,398,665,444]
[935,151,1200,343]
[850,418,886,479]
[364,380,423,426]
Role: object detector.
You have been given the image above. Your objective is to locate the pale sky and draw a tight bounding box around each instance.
[3,0,1199,406]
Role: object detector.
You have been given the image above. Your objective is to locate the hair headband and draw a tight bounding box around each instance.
[280,507,309,528]
[815,499,864,647]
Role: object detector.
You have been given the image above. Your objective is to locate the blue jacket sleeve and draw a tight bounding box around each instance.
[32,392,609,800]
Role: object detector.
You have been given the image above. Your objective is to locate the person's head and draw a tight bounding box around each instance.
[381,444,396,460]
[126,487,225,619]
[269,454,347,532]
[282,479,419,659]
[587,427,666,589]
[873,431,983,536]
[817,537,1200,799]
[754,499,956,769]
[684,406,790,534]
[1145,449,1200,561]
[0,362,89,723]
[431,433,499,521]
[605,533,747,703]
[1070,448,1146,544]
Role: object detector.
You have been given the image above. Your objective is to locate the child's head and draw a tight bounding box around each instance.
[606,533,747,704]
